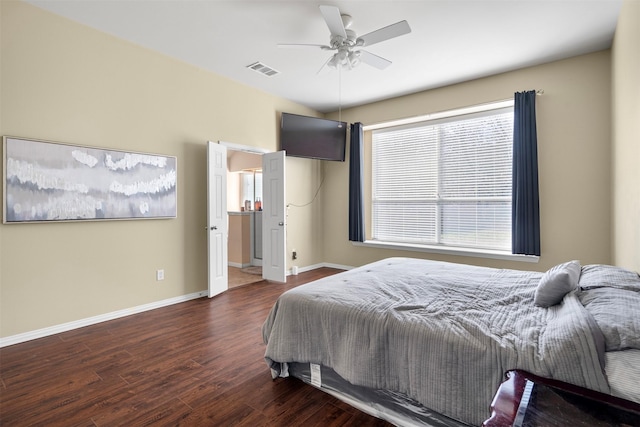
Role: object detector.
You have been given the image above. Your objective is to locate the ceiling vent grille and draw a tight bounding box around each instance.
[246,61,280,77]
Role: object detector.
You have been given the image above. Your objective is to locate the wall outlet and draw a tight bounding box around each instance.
[292,250,297,260]
[156,269,165,281]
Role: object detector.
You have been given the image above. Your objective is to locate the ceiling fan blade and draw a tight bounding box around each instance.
[319,5,347,39]
[359,50,392,70]
[278,43,332,50]
[317,56,333,75]
[357,20,411,47]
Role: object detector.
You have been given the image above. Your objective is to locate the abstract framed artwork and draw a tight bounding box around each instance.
[3,136,177,223]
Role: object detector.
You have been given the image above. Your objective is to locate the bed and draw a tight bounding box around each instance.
[261,257,640,426]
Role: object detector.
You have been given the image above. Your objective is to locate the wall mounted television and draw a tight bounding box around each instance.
[280,112,347,162]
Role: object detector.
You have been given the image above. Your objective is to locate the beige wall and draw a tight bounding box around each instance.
[325,51,613,272]
[284,157,326,271]
[0,1,323,338]
[612,0,640,272]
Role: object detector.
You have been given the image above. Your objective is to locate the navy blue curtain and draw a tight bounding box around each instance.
[349,122,365,242]
[512,90,540,255]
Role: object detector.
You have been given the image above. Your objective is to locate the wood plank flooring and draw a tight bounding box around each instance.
[0,268,392,426]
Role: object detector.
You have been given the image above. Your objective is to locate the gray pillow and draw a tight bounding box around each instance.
[534,260,581,307]
[580,287,640,351]
[579,264,640,292]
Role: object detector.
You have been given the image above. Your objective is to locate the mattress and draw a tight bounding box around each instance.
[288,362,468,427]
[262,257,610,425]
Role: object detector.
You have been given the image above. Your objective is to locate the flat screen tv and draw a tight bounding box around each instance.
[280,112,347,161]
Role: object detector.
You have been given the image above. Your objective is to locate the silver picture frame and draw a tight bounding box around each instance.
[2,136,177,223]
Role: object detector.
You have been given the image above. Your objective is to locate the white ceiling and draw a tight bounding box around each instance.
[25,0,622,113]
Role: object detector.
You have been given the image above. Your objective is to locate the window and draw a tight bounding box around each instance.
[240,170,262,211]
[371,103,514,252]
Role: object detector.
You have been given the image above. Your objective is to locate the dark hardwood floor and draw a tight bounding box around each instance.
[0,268,392,426]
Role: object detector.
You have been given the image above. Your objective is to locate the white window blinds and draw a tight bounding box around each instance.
[372,106,514,251]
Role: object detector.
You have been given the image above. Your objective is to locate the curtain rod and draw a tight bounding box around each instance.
[364,90,544,131]
[517,89,544,96]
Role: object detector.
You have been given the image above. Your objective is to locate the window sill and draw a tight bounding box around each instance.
[352,240,539,263]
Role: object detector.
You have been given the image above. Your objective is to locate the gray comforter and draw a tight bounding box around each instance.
[262,257,610,426]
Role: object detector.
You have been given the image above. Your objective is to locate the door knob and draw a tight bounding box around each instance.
[278,222,284,226]
[211,226,217,230]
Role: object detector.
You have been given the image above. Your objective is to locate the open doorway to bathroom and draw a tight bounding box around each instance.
[227,149,264,288]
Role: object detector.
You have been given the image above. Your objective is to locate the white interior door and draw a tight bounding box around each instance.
[207,141,228,297]
[262,151,286,282]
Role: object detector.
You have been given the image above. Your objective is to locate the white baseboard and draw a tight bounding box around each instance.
[0,290,208,348]
[321,262,354,271]
[2,263,354,348]
[228,262,252,268]
[288,262,353,276]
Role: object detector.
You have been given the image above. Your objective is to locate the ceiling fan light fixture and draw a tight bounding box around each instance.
[328,49,362,69]
[327,54,339,68]
[348,50,361,67]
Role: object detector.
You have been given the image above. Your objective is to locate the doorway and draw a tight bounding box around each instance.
[227,150,264,288]
[208,141,286,298]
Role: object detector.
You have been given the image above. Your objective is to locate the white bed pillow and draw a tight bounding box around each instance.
[579,287,640,351]
[605,350,640,404]
[534,260,581,307]
[579,264,640,291]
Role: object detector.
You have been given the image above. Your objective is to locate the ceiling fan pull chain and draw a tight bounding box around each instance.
[338,65,342,123]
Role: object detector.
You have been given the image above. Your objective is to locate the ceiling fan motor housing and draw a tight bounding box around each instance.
[330,29,357,49]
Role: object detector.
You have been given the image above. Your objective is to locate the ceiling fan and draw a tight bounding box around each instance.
[279,5,411,72]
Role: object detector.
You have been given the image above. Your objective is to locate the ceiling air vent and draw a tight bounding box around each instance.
[246,61,280,77]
